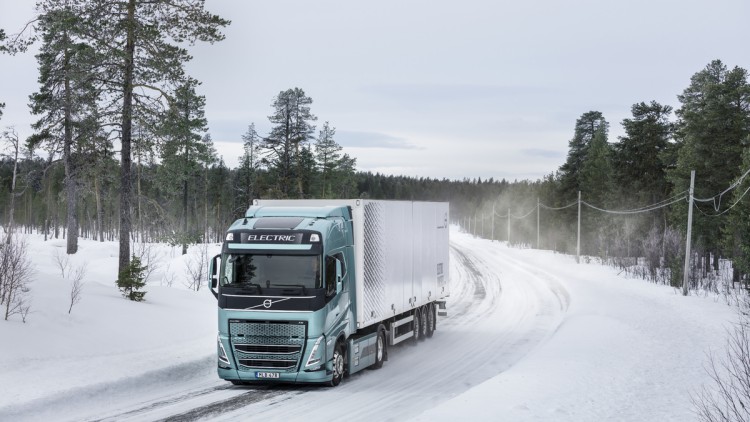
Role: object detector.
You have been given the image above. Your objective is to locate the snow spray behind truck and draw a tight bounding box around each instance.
[209,199,449,386]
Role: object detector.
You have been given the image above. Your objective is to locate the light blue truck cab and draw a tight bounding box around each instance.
[209,199,450,387]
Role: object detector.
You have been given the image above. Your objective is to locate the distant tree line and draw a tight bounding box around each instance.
[1,4,749,292]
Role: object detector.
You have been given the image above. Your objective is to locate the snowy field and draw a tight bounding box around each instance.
[0,227,737,421]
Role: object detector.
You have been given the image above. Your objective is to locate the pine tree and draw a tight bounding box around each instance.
[264,88,317,197]
[12,2,103,255]
[724,146,750,285]
[613,101,674,206]
[116,255,147,301]
[81,0,229,275]
[670,60,750,273]
[238,123,261,206]
[314,121,341,198]
[580,126,614,207]
[333,153,358,198]
[158,78,209,255]
[559,111,609,201]
[579,126,615,255]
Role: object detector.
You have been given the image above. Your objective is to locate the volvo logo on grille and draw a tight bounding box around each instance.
[246,297,292,310]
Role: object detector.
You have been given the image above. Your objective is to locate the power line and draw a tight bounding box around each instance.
[581,195,687,215]
[694,166,750,211]
[693,183,750,217]
[511,207,536,219]
[539,201,578,211]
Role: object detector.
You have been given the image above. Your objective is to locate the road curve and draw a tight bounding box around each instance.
[92,231,570,421]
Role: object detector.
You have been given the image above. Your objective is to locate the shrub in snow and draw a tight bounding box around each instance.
[184,243,209,291]
[116,255,147,301]
[0,235,33,321]
[693,296,750,422]
[68,263,87,314]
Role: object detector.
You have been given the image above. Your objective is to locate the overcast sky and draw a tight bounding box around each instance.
[1,0,749,181]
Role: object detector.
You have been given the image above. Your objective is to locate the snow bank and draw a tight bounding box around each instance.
[414,231,736,422]
[0,234,220,419]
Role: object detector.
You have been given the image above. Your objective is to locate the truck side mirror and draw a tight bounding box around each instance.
[209,254,221,299]
[336,259,343,293]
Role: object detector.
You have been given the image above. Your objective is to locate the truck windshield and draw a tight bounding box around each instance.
[221,254,322,290]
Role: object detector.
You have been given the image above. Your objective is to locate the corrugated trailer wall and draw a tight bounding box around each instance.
[357,200,449,329]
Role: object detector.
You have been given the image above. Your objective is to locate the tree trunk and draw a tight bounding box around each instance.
[182,177,188,255]
[5,133,19,245]
[204,164,209,242]
[95,175,104,242]
[119,0,136,274]
[61,31,79,254]
[137,137,143,243]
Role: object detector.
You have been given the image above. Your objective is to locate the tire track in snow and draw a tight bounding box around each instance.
[207,233,570,421]
[79,231,570,422]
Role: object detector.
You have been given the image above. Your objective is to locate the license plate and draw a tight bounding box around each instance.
[256,372,280,379]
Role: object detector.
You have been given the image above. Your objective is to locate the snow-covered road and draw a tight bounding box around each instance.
[74,230,569,421]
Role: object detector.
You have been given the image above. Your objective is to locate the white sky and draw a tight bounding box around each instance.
[1,0,749,181]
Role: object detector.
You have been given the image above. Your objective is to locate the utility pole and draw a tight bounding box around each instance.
[491,202,495,241]
[682,170,695,296]
[507,208,511,245]
[536,197,540,249]
[576,191,581,264]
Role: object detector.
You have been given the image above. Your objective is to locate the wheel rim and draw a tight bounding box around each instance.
[333,350,344,378]
[376,333,384,362]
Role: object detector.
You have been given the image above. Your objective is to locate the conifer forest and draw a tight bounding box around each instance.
[1,1,750,291]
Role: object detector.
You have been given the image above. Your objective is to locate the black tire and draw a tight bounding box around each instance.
[426,303,435,338]
[412,309,422,344]
[370,327,386,369]
[328,342,346,387]
[418,305,428,340]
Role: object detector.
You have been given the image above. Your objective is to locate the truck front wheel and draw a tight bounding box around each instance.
[328,342,346,387]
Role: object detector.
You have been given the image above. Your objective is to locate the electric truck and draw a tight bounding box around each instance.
[209,199,449,386]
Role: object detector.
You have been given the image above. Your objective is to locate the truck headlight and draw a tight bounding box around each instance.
[218,336,231,368]
[305,335,325,370]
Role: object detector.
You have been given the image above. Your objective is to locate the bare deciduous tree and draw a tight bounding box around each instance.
[133,241,160,284]
[0,235,34,321]
[1,127,21,245]
[67,263,86,314]
[184,243,209,291]
[693,297,750,422]
[53,248,71,278]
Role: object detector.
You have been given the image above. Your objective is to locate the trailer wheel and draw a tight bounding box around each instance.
[412,309,422,344]
[328,342,346,387]
[370,327,386,369]
[425,303,435,338]
[418,306,428,341]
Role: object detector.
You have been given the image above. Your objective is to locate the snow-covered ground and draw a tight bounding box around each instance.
[0,228,737,421]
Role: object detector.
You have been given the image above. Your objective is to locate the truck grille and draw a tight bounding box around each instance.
[229,320,306,372]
